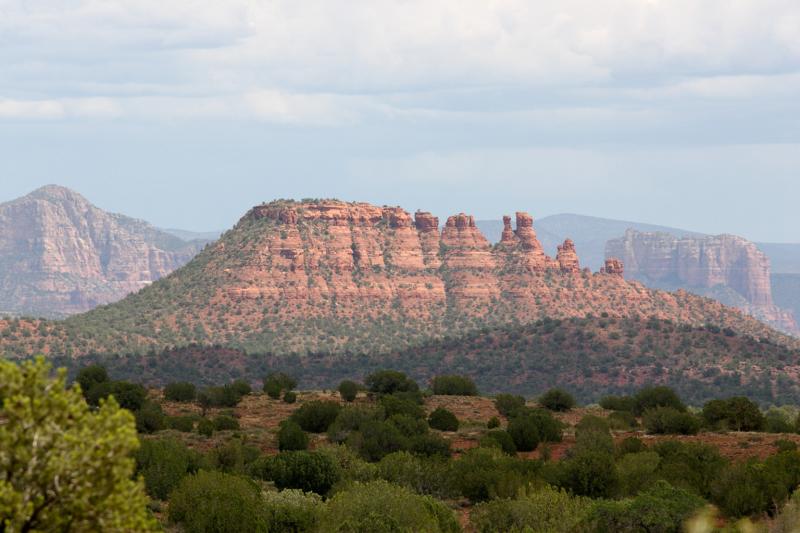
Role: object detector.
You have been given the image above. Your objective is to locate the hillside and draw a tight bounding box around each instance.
[0,185,209,318]
[1,199,794,360]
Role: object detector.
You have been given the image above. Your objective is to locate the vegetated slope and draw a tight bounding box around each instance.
[0,199,795,359]
[54,317,800,406]
[0,185,209,318]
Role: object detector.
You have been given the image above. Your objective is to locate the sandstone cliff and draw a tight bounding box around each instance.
[606,229,797,334]
[0,185,207,317]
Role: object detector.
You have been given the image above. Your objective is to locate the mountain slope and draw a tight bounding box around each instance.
[0,199,793,359]
[0,185,208,318]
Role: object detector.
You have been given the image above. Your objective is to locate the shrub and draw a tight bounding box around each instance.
[319,480,459,533]
[283,390,297,404]
[278,420,309,451]
[338,380,359,402]
[168,471,268,533]
[86,380,147,411]
[230,379,251,397]
[364,370,419,395]
[291,400,341,433]
[197,418,215,437]
[408,433,452,458]
[164,381,196,402]
[616,437,647,457]
[377,451,455,498]
[470,486,591,533]
[388,414,429,437]
[379,393,425,419]
[599,395,636,412]
[607,410,638,430]
[327,406,383,443]
[315,444,379,485]
[263,372,297,399]
[431,375,478,396]
[428,407,459,431]
[766,411,794,434]
[495,394,526,417]
[538,388,576,412]
[480,430,517,455]
[633,386,685,416]
[135,438,197,500]
[584,480,705,532]
[643,407,700,435]
[166,415,196,433]
[75,364,108,395]
[353,419,408,462]
[574,415,613,455]
[711,460,786,518]
[616,451,661,497]
[451,448,537,502]
[267,451,340,495]
[207,439,260,474]
[652,441,727,498]
[487,416,501,429]
[556,450,618,498]
[198,385,244,409]
[507,409,562,452]
[213,415,240,431]
[135,401,166,434]
[702,397,765,431]
[774,439,798,453]
[263,489,322,533]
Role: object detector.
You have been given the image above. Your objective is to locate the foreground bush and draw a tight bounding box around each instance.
[451,448,539,502]
[263,489,323,532]
[431,375,478,396]
[267,451,340,495]
[0,358,158,531]
[377,451,456,498]
[538,388,576,412]
[319,480,459,533]
[135,437,198,500]
[278,420,309,451]
[470,486,591,533]
[168,471,268,533]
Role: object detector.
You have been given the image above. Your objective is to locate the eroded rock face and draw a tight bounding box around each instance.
[606,230,798,334]
[557,239,581,273]
[0,186,206,317]
[602,259,625,276]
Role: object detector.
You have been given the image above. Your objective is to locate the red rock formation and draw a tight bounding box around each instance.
[606,230,798,334]
[602,259,625,276]
[500,215,516,245]
[414,211,441,268]
[557,239,581,273]
[0,185,206,317]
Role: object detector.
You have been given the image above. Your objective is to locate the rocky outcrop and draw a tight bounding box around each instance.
[606,230,797,334]
[0,185,207,317]
[602,259,625,276]
[557,239,581,273]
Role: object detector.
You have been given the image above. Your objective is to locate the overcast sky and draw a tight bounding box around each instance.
[1,0,799,241]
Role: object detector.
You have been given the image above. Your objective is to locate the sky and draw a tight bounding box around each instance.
[1,0,799,242]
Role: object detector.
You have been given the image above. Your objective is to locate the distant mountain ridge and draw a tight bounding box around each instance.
[0,185,210,318]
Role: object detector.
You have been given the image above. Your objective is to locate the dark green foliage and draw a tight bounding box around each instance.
[263,372,296,399]
[507,409,563,452]
[538,388,576,412]
[607,410,638,430]
[765,411,794,434]
[633,386,686,416]
[495,394,526,417]
[379,393,425,419]
[487,416,501,429]
[135,437,198,500]
[451,448,539,503]
[206,439,260,474]
[266,451,340,495]
[643,407,700,435]
[197,418,214,437]
[616,451,661,496]
[166,415,196,433]
[480,430,517,455]
[428,407,459,432]
[470,486,591,533]
[711,460,786,517]
[408,433,452,458]
[354,419,407,462]
[702,397,765,431]
[168,471,268,533]
[364,370,419,395]
[617,437,647,457]
[338,380,359,402]
[282,390,297,404]
[213,415,240,431]
[86,380,147,411]
[327,406,383,444]
[135,401,165,434]
[76,364,108,396]
[278,420,308,451]
[290,400,341,433]
[652,441,726,497]
[556,450,618,498]
[584,481,705,533]
[197,385,244,409]
[376,452,455,498]
[388,414,428,437]
[431,375,478,396]
[574,415,613,455]
[599,395,636,412]
[229,379,251,397]
[163,381,196,402]
[775,439,798,453]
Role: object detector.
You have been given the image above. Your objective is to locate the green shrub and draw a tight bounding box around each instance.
[431,375,478,396]
[408,433,452,458]
[379,393,425,419]
[451,448,537,502]
[352,419,407,462]
[267,451,340,495]
[338,380,359,402]
[766,411,794,434]
[364,370,419,395]
[711,460,786,518]
[263,372,297,399]
[197,418,214,437]
[291,400,341,433]
[774,439,798,453]
[538,388,576,412]
[282,390,297,404]
[428,407,459,431]
[168,471,268,533]
[607,410,638,430]
[583,480,705,532]
[616,451,661,497]
[652,441,726,498]
[166,415,196,433]
[327,406,383,443]
[315,444,379,485]
[702,397,765,431]
[633,386,686,416]
[263,489,322,533]
[495,394,526,417]
[487,416,501,429]
[480,430,517,455]
[470,486,591,533]
[388,414,429,437]
[574,415,613,455]
[643,407,700,435]
[207,439,260,474]
[135,401,165,434]
[76,364,108,396]
[616,437,647,457]
[86,380,147,411]
[278,420,309,451]
[507,409,562,452]
[230,379,251,397]
[164,381,196,402]
[198,385,244,409]
[556,450,618,498]
[213,415,240,431]
[319,480,459,533]
[599,395,636,412]
[377,452,455,498]
[135,437,197,500]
